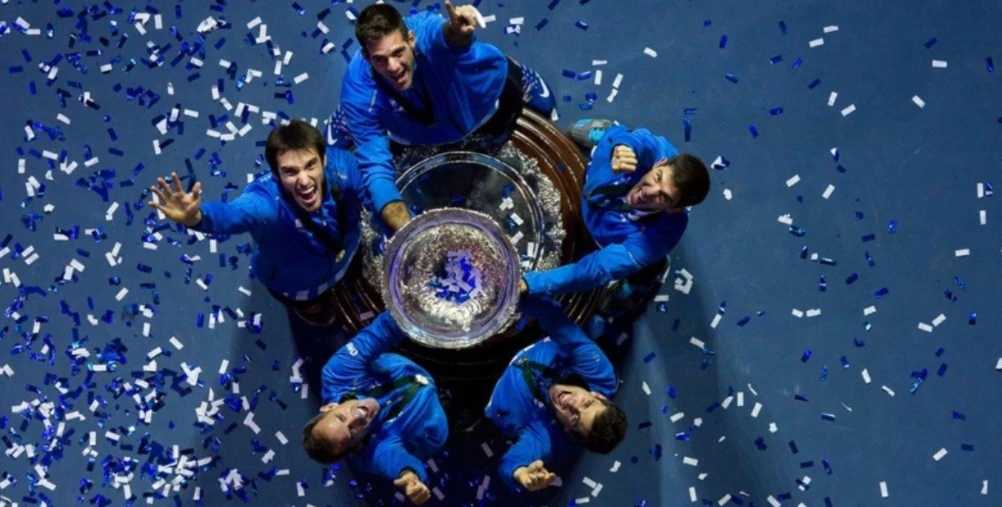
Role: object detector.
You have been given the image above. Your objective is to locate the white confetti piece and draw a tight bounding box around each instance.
[750,402,762,418]
[917,322,933,332]
[823,25,839,33]
[115,288,129,301]
[767,496,782,507]
[718,493,732,505]
[689,337,705,348]
[481,442,493,457]
[786,174,801,187]
[723,188,733,200]
[996,358,1002,370]
[912,95,926,108]
[879,481,889,498]
[643,47,658,58]
[691,487,699,502]
[881,385,895,397]
[670,412,685,423]
[682,456,698,466]
[932,448,948,461]
[594,69,602,85]
[932,59,948,68]
[293,72,309,84]
[862,369,872,384]
[612,73,624,89]
[822,184,835,199]
[641,382,651,395]
[955,248,970,257]
[710,314,722,328]
[791,308,804,318]
[778,214,793,225]
[809,38,824,48]
[979,210,986,225]
[864,306,877,315]
[983,480,989,495]
[841,104,856,116]
[828,92,838,106]
[932,314,946,327]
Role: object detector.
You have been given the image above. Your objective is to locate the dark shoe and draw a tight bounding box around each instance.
[567,118,613,150]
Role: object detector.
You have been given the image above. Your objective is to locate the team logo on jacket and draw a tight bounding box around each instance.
[415,374,429,385]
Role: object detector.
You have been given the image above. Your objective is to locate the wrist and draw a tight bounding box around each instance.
[183,209,203,228]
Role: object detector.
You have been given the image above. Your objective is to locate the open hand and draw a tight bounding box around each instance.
[513,460,556,491]
[393,471,431,505]
[149,172,203,226]
[611,145,638,173]
[445,1,480,36]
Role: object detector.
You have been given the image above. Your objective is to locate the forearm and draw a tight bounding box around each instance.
[183,209,203,228]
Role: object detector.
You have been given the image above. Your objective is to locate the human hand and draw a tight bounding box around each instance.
[445,1,480,36]
[610,145,638,173]
[149,172,203,227]
[382,201,413,232]
[519,278,528,295]
[393,471,431,505]
[513,460,556,491]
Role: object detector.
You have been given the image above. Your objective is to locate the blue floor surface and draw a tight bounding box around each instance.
[1,1,1000,506]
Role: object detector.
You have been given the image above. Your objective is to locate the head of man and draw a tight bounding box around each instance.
[356,4,417,91]
[301,397,381,464]
[548,383,627,454]
[626,153,710,214]
[265,119,327,212]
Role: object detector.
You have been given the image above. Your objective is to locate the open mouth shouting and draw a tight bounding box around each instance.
[295,184,319,210]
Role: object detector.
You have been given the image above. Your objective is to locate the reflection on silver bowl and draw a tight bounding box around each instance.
[382,208,521,349]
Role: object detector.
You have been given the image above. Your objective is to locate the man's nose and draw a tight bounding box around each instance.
[387,58,401,72]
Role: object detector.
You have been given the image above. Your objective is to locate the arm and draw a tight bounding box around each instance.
[522,224,679,297]
[357,434,429,483]
[498,423,554,490]
[196,190,273,236]
[340,77,407,223]
[519,296,617,395]
[320,312,406,400]
[606,127,679,169]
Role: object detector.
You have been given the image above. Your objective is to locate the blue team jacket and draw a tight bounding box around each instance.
[484,296,618,490]
[523,126,689,297]
[321,312,447,484]
[195,147,364,300]
[340,11,509,213]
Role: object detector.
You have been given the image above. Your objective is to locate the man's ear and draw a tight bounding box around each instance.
[592,391,608,401]
[407,30,416,47]
[319,403,337,413]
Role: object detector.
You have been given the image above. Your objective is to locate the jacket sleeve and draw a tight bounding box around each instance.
[195,190,275,236]
[523,223,675,297]
[355,433,429,484]
[497,422,555,490]
[411,11,473,55]
[320,312,406,402]
[340,73,402,214]
[519,296,618,396]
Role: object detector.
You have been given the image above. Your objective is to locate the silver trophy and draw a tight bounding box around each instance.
[382,208,521,349]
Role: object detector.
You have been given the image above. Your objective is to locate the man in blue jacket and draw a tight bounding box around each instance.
[148,120,365,326]
[520,120,711,307]
[329,1,556,232]
[485,295,627,492]
[302,312,447,505]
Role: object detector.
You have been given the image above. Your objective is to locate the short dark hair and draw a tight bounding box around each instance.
[670,153,711,207]
[572,400,627,454]
[302,412,343,464]
[264,119,325,174]
[355,4,409,52]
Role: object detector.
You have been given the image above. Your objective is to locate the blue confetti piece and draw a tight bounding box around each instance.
[749,124,759,137]
[789,225,806,237]
[819,276,827,291]
[822,458,832,475]
[937,363,948,377]
[801,349,812,362]
[643,352,657,363]
[961,444,975,451]
[888,220,898,233]
[795,393,809,402]
[719,35,728,48]
[778,21,788,35]
[854,337,865,347]
[935,347,945,357]
[561,69,576,78]
[770,55,784,64]
[865,251,875,266]
[535,19,549,31]
[703,19,712,27]
[821,412,836,421]
[820,365,828,381]
[682,117,692,142]
[861,234,876,242]
[924,37,938,48]
[873,287,889,298]
[575,20,588,30]
[987,57,995,73]
[792,57,803,70]
[969,312,977,325]
[736,316,750,327]
[840,356,849,368]
[725,72,739,84]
